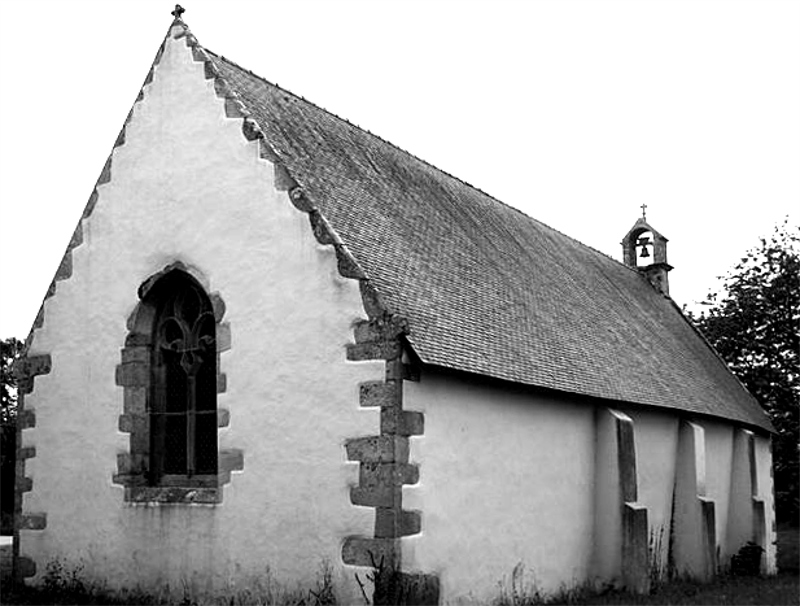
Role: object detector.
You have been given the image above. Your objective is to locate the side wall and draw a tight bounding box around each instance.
[17,24,382,602]
[401,373,596,603]
[624,408,678,580]
[400,370,776,604]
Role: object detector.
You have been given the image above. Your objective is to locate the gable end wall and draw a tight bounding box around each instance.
[14,21,391,602]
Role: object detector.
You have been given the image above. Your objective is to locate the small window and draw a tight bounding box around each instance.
[149,271,218,485]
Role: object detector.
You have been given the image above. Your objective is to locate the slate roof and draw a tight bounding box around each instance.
[207,51,772,432]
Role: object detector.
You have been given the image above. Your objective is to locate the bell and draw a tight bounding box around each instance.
[637,236,651,259]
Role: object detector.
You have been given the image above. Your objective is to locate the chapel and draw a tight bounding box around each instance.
[12,7,775,604]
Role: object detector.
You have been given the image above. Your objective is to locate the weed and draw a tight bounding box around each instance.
[648,524,667,586]
[3,558,340,606]
[308,560,337,605]
[494,563,544,606]
[354,552,438,606]
[492,567,799,605]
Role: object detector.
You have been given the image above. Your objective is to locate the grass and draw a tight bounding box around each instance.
[776,526,799,575]
[0,559,338,606]
[548,573,798,605]
[496,528,799,606]
[1,529,797,605]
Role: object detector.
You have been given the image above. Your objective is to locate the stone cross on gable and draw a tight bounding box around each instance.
[171,4,185,19]
[640,203,648,220]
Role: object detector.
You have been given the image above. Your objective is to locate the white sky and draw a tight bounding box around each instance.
[0,0,798,340]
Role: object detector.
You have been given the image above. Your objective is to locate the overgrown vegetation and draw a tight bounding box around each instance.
[2,559,339,605]
[686,220,799,525]
[493,571,799,605]
[491,529,799,605]
[2,531,797,606]
[354,552,439,605]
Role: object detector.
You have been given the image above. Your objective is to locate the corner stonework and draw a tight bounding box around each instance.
[12,354,51,581]
[342,316,424,565]
[172,11,436,595]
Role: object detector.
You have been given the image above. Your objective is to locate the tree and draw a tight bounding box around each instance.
[1,336,23,534]
[1,336,23,424]
[688,220,799,525]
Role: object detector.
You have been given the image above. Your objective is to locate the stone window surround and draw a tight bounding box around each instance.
[113,262,242,504]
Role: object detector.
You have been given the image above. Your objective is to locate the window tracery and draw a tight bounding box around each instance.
[114,264,242,503]
[150,273,218,482]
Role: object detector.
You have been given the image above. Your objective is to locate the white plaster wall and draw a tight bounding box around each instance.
[726,428,754,568]
[703,420,734,562]
[625,408,679,578]
[591,407,679,585]
[725,428,776,572]
[402,374,595,604]
[591,409,625,584]
[20,28,382,602]
[754,434,777,573]
[670,421,711,578]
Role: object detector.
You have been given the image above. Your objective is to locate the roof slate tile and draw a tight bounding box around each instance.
[207,51,772,432]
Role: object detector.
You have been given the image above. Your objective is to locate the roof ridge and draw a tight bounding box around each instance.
[205,49,635,274]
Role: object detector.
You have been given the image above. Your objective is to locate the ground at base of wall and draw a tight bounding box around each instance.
[776,525,799,575]
[1,574,797,606]
[0,557,339,606]
[1,529,796,606]
[0,579,339,606]
[545,573,799,606]
[497,528,798,606]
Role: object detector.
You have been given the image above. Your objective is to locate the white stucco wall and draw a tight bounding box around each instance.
[685,418,774,570]
[626,408,679,579]
[726,428,775,572]
[20,27,382,602]
[753,434,777,573]
[703,419,735,562]
[401,373,595,604]
[591,409,626,584]
[399,374,776,603]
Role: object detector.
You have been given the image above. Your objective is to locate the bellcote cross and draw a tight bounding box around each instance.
[640,203,648,220]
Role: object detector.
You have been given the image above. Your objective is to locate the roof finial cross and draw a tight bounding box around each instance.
[171,4,186,19]
[640,203,648,220]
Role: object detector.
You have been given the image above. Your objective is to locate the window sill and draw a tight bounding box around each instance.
[125,485,221,504]
[113,450,243,504]
[159,474,218,488]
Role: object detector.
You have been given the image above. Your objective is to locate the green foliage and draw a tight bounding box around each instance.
[686,220,799,524]
[1,336,23,424]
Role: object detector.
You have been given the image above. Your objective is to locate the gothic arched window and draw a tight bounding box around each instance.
[115,264,242,503]
[149,271,218,483]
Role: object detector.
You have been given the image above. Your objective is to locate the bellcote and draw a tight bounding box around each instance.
[621,211,673,296]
